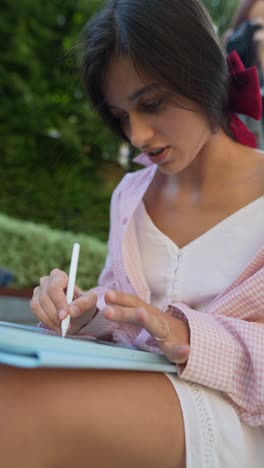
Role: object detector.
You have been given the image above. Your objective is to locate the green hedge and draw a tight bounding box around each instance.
[0,213,107,289]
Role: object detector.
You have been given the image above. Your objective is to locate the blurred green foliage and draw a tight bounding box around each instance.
[0,0,239,242]
[0,213,107,289]
[0,0,123,241]
[204,0,239,34]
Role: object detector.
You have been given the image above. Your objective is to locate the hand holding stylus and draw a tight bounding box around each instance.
[30,244,98,336]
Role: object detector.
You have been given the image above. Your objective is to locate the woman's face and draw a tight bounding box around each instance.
[103,55,213,175]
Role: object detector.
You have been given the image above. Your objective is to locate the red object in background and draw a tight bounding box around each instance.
[227,50,262,148]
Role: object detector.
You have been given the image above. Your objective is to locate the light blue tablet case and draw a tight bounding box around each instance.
[0,321,176,372]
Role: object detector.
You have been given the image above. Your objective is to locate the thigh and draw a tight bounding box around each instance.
[0,365,185,468]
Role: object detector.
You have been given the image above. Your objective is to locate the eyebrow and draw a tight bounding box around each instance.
[107,83,161,112]
[128,83,161,102]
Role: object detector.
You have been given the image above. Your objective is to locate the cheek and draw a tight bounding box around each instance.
[161,111,197,140]
[164,114,211,161]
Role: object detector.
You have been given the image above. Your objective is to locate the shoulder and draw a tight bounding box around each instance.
[244,148,264,187]
[234,145,264,185]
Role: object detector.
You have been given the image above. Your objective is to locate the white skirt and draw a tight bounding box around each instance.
[164,374,264,468]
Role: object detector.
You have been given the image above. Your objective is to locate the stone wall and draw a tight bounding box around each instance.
[0,289,37,326]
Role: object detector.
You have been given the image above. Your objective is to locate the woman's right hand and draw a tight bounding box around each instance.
[30,268,98,335]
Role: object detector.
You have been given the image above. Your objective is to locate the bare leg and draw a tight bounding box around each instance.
[0,365,185,468]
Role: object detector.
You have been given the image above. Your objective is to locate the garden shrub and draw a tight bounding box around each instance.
[0,213,107,289]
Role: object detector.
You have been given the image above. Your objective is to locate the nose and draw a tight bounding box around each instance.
[128,113,155,149]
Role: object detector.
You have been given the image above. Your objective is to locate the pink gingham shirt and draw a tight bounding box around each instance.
[84,158,264,427]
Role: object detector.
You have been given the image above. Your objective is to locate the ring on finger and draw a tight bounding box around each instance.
[153,319,170,342]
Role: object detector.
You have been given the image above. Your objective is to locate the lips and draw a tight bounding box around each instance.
[148,147,166,156]
[144,146,170,164]
[145,146,166,155]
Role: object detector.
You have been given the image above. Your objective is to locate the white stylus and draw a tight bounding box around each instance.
[61,243,80,338]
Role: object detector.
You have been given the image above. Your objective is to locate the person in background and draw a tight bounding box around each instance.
[225,0,264,147]
[0,1,264,467]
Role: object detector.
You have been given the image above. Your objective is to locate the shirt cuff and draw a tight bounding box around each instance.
[167,303,243,394]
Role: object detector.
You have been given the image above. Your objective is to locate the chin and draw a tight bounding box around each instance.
[157,159,185,175]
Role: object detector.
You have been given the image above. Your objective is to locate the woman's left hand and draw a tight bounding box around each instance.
[104,289,190,365]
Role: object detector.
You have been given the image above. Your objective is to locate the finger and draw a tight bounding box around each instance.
[65,292,98,334]
[163,344,190,364]
[39,276,48,287]
[31,287,61,330]
[59,285,85,318]
[134,307,171,340]
[31,296,60,333]
[45,269,70,314]
[103,303,155,328]
[73,285,84,300]
[103,304,139,324]
[139,311,190,356]
[104,289,143,309]
[68,291,97,318]
[103,305,190,364]
[38,292,61,329]
[39,311,61,334]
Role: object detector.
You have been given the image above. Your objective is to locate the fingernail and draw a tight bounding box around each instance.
[59,309,67,320]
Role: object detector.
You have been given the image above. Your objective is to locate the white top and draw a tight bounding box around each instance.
[134,196,264,312]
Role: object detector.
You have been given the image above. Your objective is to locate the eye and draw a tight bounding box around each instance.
[141,97,165,113]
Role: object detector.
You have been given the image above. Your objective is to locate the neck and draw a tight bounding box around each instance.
[161,131,250,199]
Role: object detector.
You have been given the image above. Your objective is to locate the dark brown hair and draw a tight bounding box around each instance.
[81,0,231,141]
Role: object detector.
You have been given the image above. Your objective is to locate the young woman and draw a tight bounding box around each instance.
[1,1,264,467]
